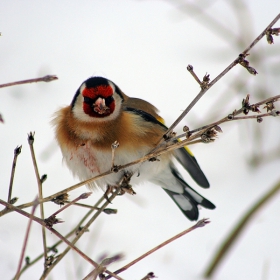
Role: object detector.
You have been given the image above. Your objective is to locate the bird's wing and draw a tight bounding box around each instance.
[173,146,209,188]
[123,97,209,188]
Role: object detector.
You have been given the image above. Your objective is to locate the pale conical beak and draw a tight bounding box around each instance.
[93,97,110,114]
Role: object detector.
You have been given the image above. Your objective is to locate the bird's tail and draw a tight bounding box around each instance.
[154,164,215,221]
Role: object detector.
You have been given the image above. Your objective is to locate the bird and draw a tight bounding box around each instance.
[53,76,215,220]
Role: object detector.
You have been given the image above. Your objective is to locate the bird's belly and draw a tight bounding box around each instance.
[61,141,170,189]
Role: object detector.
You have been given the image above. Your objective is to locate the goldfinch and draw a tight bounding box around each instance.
[53,76,215,220]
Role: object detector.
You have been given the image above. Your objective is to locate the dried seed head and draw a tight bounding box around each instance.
[271,28,280,35]
[240,59,250,68]
[264,101,275,112]
[237,54,257,75]
[149,157,160,162]
[201,73,210,89]
[257,116,263,123]
[251,104,261,113]
[101,253,124,266]
[14,145,22,156]
[247,66,258,75]
[51,193,69,205]
[203,73,210,83]
[27,132,35,145]
[141,272,157,279]
[242,94,250,114]
[42,75,58,82]
[103,208,118,215]
[201,126,221,143]
[242,94,250,107]
[45,255,55,268]
[111,165,121,173]
[201,134,214,143]
[214,125,223,133]
[79,192,92,199]
[266,34,274,44]
[187,65,193,71]
[44,215,63,229]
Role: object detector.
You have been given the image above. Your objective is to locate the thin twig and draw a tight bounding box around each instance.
[14,197,39,280]
[83,254,124,280]
[7,145,22,203]
[168,94,280,142]
[50,192,92,218]
[14,199,102,279]
[106,219,210,279]
[187,65,202,85]
[163,13,280,138]
[27,132,48,265]
[40,188,122,280]
[74,202,118,214]
[204,180,280,278]
[0,75,58,88]
[0,199,101,276]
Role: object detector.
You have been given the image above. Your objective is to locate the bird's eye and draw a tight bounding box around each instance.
[105,96,114,105]
[84,96,93,104]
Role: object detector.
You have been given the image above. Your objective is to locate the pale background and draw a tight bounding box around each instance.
[1,1,280,279]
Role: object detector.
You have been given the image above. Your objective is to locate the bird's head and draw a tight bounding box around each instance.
[71,77,124,122]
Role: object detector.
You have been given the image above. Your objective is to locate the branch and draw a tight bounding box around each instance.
[106,219,210,279]
[14,197,39,280]
[28,132,48,265]
[7,146,22,204]
[0,75,58,88]
[1,92,279,217]
[163,13,280,138]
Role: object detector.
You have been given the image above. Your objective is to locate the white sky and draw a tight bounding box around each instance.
[1,1,280,279]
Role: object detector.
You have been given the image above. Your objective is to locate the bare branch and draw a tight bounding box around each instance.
[27,132,48,265]
[7,145,22,204]
[0,75,58,88]
[14,197,39,280]
[106,219,210,279]
[164,13,280,138]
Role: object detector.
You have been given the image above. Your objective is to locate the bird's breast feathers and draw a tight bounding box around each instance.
[53,106,171,188]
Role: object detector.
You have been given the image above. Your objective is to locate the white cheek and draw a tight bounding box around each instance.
[72,90,122,123]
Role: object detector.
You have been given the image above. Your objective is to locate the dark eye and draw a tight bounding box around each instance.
[84,96,93,104]
[105,96,114,105]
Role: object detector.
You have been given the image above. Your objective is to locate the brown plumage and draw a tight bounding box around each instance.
[53,76,215,220]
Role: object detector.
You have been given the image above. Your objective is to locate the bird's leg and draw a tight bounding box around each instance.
[103,185,115,203]
[104,172,136,202]
[118,172,136,195]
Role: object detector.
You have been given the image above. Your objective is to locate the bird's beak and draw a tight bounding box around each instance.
[93,97,110,114]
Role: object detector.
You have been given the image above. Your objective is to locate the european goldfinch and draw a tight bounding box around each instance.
[53,76,215,220]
